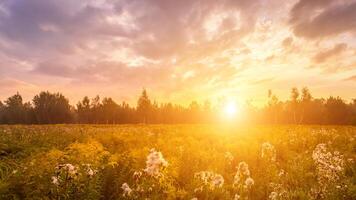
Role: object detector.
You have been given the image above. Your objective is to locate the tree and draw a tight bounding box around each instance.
[266,90,282,124]
[33,91,72,124]
[2,92,31,124]
[102,97,119,124]
[300,87,312,123]
[77,96,91,123]
[0,101,4,123]
[90,95,102,123]
[289,87,300,124]
[325,96,349,124]
[137,89,151,123]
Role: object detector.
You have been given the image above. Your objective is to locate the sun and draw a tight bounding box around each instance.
[223,101,238,117]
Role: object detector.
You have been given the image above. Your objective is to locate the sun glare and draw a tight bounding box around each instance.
[224,101,238,118]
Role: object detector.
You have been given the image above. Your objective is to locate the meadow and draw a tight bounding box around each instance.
[0,125,355,200]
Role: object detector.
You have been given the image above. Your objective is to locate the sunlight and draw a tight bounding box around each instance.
[223,101,238,118]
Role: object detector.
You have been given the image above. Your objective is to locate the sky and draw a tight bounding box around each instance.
[0,0,355,106]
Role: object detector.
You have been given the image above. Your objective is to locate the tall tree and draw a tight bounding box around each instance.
[0,101,4,123]
[325,96,349,124]
[266,90,282,124]
[137,89,151,123]
[300,87,312,123]
[3,92,31,124]
[90,95,102,123]
[102,97,119,124]
[33,91,72,124]
[289,87,300,124]
[77,96,91,123]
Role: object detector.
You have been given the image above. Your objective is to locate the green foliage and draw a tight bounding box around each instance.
[0,125,355,199]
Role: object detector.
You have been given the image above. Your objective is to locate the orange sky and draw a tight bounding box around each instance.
[0,0,355,106]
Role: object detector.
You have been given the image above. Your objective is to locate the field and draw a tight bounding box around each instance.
[0,125,355,200]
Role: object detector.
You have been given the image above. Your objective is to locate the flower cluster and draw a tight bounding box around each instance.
[121,149,171,198]
[51,164,78,187]
[234,162,250,185]
[194,171,224,191]
[51,163,98,186]
[268,183,287,200]
[121,183,133,197]
[312,143,345,198]
[233,161,254,196]
[261,142,276,162]
[144,148,168,177]
[82,164,98,177]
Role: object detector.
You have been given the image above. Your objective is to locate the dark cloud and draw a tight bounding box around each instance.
[312,43,347,63]
[281,37,293,48]
[290,0,356,38]
[0,0,131,59]
[121,0,262,59]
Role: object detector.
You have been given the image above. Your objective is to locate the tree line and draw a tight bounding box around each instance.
[0,88,355,125]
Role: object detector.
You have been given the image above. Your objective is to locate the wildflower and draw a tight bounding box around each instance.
[278,169,285,177]
[237,162,250,176]
[194,186,203,193]
[194,171,224,189]
[269,191,278,200]
[234,162,250,185]
[121,183,132,197]
[234,194,240,200]
[57,164,77,175]
[245,177,254,188]
[87,168,95,176]
[144,148,168,177]
[261,142,276,162]
[212,174,224,188]
[312,143,345,197]
[51,176,59,185]
[225,151,234,163]
[133,170,143,180]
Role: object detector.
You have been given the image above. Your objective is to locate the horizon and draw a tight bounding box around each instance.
[1,87,356,109]
[0,0,355,106]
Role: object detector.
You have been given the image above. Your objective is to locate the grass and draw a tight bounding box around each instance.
[0,124,355,199]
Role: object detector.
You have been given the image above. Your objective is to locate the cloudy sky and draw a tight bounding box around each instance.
[0,0,355,106]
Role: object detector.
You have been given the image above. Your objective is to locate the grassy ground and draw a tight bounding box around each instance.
[0,124,355,199]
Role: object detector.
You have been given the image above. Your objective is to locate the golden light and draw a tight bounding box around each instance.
[223,101,238,118]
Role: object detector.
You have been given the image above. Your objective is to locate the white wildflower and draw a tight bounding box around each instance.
[234,161,250,186]
[234,194,240,200]
[144,148,168,177]
[51,176,59,185]
[64,164,77,175]
[261,142,276,162]
[133,170,143,180]
[269,191,278,200]
[212,174,224,188]
[121,183,132,197]
[194,171,224,189]
[245,177,254,188]
[312,143,345,197]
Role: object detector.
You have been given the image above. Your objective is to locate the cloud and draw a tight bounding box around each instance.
[289,0,356,39]
[0,78,37,90]
[281,37,293,48]
[344,75,356,81]
[0,0,355,103]
[312,43,347,63]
